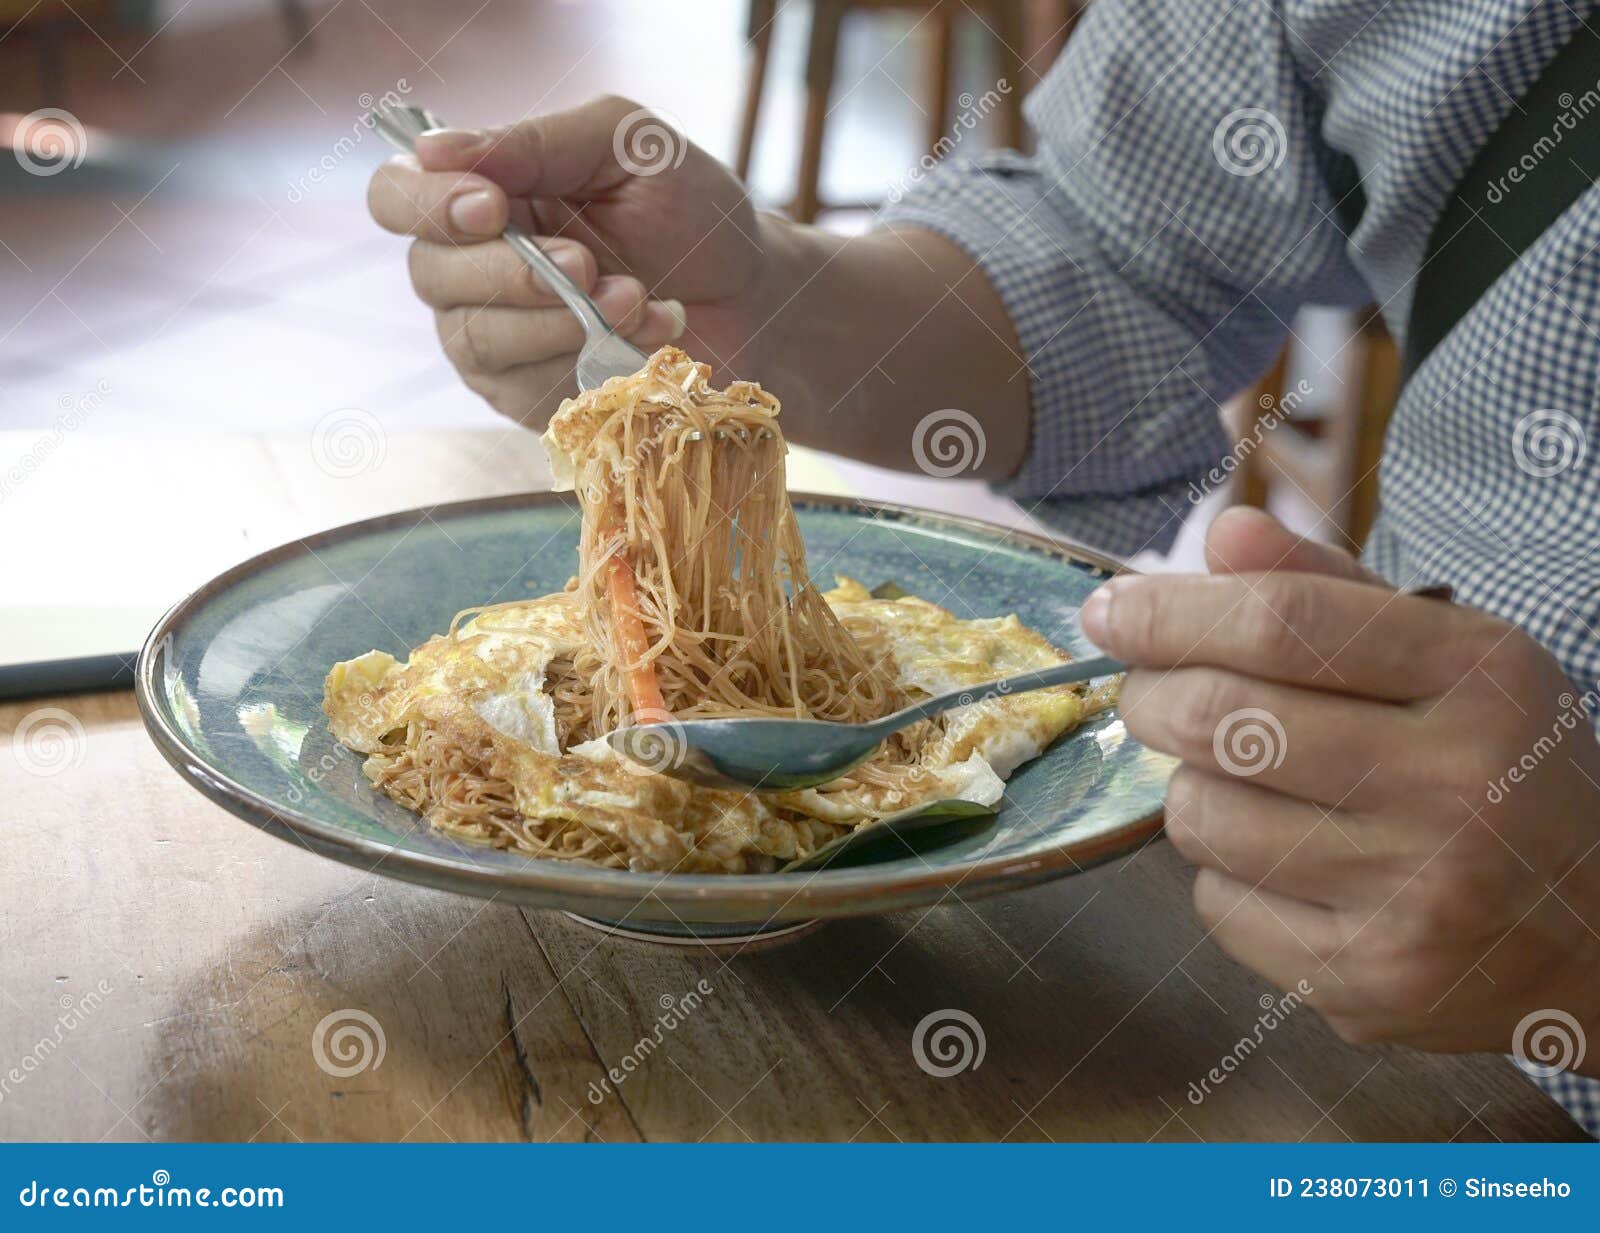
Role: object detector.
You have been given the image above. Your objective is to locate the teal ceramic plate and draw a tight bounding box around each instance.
[135,492,1175,934]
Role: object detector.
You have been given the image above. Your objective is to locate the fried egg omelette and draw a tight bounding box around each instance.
[323,348,1110,874]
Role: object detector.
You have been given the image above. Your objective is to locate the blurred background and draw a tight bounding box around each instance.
[0,0,1388,688]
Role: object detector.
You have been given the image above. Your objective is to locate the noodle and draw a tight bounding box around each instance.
[324,346,1107,873]
[545,346,906,737]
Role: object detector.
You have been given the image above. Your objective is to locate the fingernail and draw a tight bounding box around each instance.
[448,189,497,236]
[1079,582,1117,650]
[657,298,687,341]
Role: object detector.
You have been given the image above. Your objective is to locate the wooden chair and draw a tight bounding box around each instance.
[1233,309,1399,550]
[737,0,1081,221]
[0,0,311,109]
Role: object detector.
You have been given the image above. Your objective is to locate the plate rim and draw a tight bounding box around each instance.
[134,490,1167,922]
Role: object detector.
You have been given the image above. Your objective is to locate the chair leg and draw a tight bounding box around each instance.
[36,21,68,107]
[735,0,778,183]
[279,0,311,53]
[794,0,844,222]
[990,0,1027,150]
[924,5,954,156]
[1028,0,1080,73]
[1235,346,1288,512]
[1348,311,1400,547]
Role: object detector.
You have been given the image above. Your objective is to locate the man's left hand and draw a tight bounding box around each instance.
[1080,508,1600,1074]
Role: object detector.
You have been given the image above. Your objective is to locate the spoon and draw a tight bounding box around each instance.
[607,654,1124,791]
[607,581,1457,792]
[366,101,647,390]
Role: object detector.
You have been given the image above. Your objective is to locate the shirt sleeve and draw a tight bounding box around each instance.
[878,0,1371,557]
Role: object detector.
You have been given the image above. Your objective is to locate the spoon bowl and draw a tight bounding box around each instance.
[610,716,892,792]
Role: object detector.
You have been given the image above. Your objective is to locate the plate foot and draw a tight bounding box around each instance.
[560,912,822,948]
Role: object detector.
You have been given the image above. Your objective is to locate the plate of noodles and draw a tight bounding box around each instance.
[137,348,1175,939]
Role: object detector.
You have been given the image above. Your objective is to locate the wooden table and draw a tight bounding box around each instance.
[1,688,1583,1142]
[0,432,1583,1142]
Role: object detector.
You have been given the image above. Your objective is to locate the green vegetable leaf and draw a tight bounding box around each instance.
[780,798,997,873]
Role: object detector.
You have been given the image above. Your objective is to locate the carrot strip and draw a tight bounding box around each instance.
[607,553,668,720]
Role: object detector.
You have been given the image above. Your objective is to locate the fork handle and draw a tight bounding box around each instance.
[500,224,610,338]
[368,104,610,343]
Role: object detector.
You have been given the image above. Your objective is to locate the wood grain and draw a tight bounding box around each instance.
[0,692,1582,1142]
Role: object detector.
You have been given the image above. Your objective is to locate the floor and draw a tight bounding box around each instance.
[0,0,1226,669]
[2,0,1017,432]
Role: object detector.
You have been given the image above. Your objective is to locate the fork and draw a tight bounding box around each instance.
[367,101,647,390]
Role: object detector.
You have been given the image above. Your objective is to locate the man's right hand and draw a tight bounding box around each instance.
[367,95,771,427]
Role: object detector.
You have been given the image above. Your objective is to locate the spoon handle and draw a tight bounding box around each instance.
[877,654,1125,733]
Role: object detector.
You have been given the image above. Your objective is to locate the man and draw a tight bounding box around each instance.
[368,0,1600,1128]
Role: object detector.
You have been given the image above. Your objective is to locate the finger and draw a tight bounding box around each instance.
[465,306,688,427]
[368,155,509,242]
[1080,571,1480,701]
[408,236,598,309]
[1163,766,1375,907]
[468,356,583,427]
[1120,668,1404,810]
[627,297,690,347]
[1193,868,1344,998]
[437,304,586,376]
[1204,506,1384,585]
[415,96,658,198]
[435,276,681,375]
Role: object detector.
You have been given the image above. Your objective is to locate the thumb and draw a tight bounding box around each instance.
[1203,506,1386,586]
[415,96,672,199]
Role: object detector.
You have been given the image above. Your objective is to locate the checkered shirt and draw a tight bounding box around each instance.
[883,0,1600,1137]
